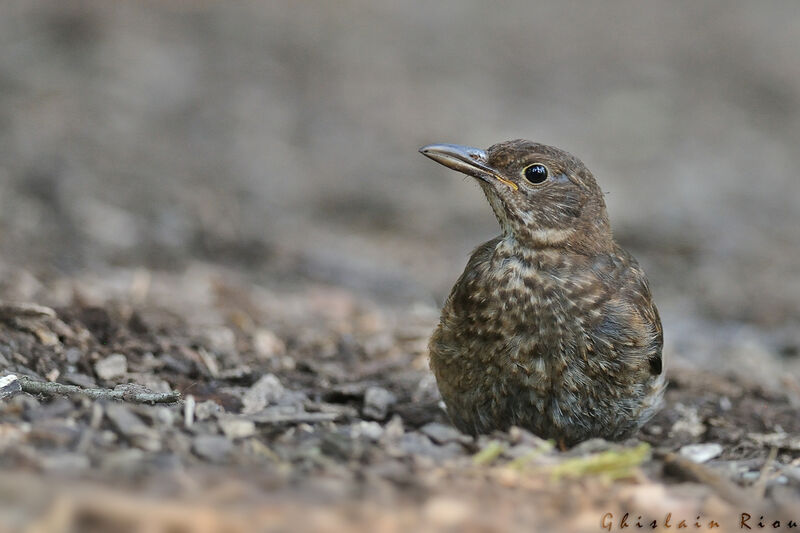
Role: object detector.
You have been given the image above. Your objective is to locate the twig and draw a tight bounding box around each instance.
[754,447,778,500]
[0,302,56,322]
[661,452,752,507]
[19,377,180,404]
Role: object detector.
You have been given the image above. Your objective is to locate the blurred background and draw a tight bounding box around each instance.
[1,0,799,386]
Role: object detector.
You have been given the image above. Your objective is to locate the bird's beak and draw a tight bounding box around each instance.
[419,144,518,191]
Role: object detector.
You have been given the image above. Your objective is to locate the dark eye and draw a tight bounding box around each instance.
[523,164,548,184]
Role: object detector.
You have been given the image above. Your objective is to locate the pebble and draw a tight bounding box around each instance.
[679,443,724,463]
[508,426,549,447]
[61,373,97,388]
[399,431,464,460]
[200,326,236,354]
[253,329,286,358]
[567,438,616,456]
[719,396,732,411]
[242,374,286,414]
[192,435,233,463]
[194,400,223,421]
[671,404,706,438]
[94,353,128,380]
[362,386,397,421]
[421,422,470,445]
[350,421,384,441]
[321,431,365,461]
[105,403,161,452]
[64,347,82,364]
[218,417,256,439]
[0,374,21,400]
[152,406,176,427]
[382,415,405,442]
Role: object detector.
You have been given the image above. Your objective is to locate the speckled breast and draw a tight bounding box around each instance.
[429,239,655,443]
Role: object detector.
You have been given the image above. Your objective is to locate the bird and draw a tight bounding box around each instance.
[419,140,665,446]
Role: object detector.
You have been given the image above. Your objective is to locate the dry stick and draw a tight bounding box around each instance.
[19,377,180,404]
[0,302,56,321]
[661,452,753,508]
[753,447,779,500]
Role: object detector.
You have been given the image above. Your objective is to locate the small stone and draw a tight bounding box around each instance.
[105,403,161,452]
[192,435,233,463]
[679,443,724,463]
[200,326,236,354]
[670,404,706,438]
[34,325,61,347]
[399,431,464,460]
[382,415,405,442]
[350,421,384,441]
[218,417,256,439]
[64,348,82,364]
[218,365,254,380]
[194,400,223,421]
[242,374,286,414]
[567,438,615,456]
[507,426,549,447]
[362,386,397,421]
[94,353,128,380]
[321,431,364,461]
[506,443,545,460]
[61,373,97,388]
[155,407,176,427]
[421,422,470,445]
[127,374,173,394]
[645,425,663,436]
[0,374,21,400]
[253,329,285,358]
[276,355,296,371]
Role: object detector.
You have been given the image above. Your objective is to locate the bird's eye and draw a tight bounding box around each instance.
[523,164,548,184]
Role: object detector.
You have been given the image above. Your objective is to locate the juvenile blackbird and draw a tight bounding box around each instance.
[420,140,665,446]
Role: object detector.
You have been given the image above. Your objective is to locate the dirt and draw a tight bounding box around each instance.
[1,1,800,532]
[0,270,798,532]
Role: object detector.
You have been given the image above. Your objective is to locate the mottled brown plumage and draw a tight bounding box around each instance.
[420,140,664,445]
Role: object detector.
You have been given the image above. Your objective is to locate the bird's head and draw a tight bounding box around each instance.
[420,139,613,252]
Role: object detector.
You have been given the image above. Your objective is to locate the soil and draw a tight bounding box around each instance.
[1,271,798,532]
[1,2,800,532]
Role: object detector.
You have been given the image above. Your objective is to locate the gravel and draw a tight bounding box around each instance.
[362,386,397,421]
[94,354,128,381]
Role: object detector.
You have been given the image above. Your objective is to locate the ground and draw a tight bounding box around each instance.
[0,267,798,532]
[1,2,800,532]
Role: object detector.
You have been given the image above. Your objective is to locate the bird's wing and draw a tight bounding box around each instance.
[582,247,664,377]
